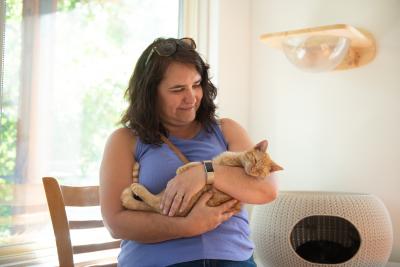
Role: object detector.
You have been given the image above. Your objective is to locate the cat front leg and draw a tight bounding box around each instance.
[176,161,202,174]
[130,183,163,213]
[121,185,154,211]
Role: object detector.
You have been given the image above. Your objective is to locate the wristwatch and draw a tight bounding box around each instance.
[203,160,215,185]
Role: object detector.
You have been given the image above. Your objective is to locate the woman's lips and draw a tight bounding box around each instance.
[179,106,195,110]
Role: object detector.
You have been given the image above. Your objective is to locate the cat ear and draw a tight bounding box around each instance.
[270,161,284,172]
[255,140,268,152]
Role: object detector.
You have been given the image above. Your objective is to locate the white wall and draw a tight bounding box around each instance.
[214,0,251,129]
[215,0,400,262]
[250,0,400,262]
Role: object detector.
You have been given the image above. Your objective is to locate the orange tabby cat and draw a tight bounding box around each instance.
[120,140,282,216]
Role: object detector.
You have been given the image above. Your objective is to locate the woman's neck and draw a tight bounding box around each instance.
[164,121,201,139]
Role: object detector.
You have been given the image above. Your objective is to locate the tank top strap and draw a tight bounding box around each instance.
[210,120,228,149]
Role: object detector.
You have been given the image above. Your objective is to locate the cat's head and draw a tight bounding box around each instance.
[242,140,283,177]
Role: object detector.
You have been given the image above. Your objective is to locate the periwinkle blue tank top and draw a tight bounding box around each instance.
[118,123,254,267]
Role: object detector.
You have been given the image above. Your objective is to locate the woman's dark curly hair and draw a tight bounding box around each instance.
[121,37,218,144]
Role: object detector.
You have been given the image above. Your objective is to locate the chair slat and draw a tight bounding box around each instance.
[74,257,118,267]
[69,220,104,229]
[75,257,118,267]
[73,240,121,254]
[43,177,120,266]
[60,185,99,206]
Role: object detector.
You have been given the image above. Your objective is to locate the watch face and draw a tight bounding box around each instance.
[204,161,214,172]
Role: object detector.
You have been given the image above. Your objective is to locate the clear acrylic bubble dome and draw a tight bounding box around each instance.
[282,35,350,72]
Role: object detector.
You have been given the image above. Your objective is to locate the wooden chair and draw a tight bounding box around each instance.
[42,177,121,267]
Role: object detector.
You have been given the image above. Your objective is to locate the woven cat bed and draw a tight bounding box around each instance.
[250,191,393,267]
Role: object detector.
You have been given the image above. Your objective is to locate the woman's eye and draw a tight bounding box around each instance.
[171,87,184,92]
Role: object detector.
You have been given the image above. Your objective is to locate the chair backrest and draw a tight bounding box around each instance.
[42,177,121,267]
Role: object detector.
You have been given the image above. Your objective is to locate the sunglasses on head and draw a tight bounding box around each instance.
[145,37,196,66]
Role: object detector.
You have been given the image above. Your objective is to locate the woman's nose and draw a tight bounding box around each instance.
[184,87,196,103]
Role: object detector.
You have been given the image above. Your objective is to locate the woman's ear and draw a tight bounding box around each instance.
[254,140,268,152]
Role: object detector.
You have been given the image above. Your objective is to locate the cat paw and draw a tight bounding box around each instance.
[121,187,142,209]
[130,183,144,196]
[121,187,132,204]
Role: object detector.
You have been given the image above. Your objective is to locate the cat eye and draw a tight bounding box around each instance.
[145,38,196,66]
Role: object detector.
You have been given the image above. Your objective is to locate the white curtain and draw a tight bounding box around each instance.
[0,0,180,263]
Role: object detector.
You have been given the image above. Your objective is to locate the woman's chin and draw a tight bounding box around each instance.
[178,111,196,121]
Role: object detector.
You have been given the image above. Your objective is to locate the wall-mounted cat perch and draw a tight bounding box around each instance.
[260,24,376,72]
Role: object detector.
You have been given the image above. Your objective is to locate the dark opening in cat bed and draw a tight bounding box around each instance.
[290,215,361,264]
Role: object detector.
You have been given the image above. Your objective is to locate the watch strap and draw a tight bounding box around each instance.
[203,160,215,185]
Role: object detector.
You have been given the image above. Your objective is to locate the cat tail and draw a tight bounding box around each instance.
[132,162,140,183]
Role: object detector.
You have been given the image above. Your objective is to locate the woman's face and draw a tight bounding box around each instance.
[157,62,203,128]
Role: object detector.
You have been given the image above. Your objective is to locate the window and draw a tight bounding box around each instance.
[0,0,180,262]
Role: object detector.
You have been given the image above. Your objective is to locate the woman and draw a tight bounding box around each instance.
[100,37,279,266]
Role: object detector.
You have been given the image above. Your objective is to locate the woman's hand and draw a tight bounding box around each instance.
[182,192,239,236]
[160,164,205,216]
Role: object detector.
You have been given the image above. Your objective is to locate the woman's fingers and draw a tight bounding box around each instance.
[219,198,238,212]
[162,178,199,216]
[179,193,192,214]
[168,193,184,216]
[211,199,238,228]
[220,211,235,223]
[160,182,176,215]
[183,193,240,236]
[216,200,239,225]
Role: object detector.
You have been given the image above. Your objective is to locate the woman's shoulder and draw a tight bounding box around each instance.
[109,127,136,140]
[219,118,245,134]
[106,127,137,153]
[218,118,252,151]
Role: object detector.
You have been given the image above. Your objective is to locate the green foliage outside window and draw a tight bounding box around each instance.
[0,115,16,178]
[0,0,128,243]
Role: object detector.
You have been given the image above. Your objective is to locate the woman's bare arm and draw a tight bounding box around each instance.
[214,118,279,202]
